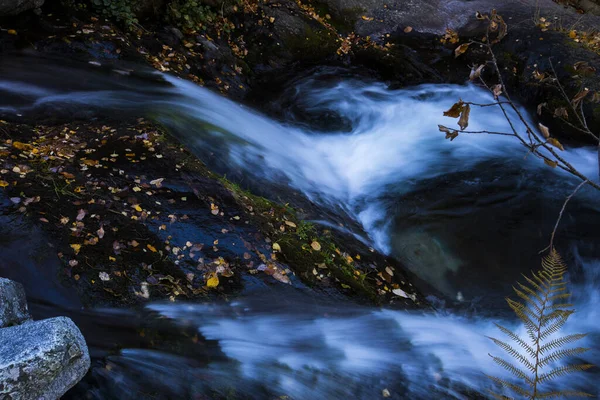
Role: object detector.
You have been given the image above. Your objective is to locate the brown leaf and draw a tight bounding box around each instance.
[554,107,569,119]
[469,65,485,81]
[443,100,465,118]
[404,26,413,33]
[572,88,590,107]
[311,241,322,251]
[492,84,503,99]
[454,43,470,58]
[538,123,551,139]
[547,137,565,151]
[537,102,547,116]
[544,159,558,168]
[458,104,471,131]
[475,11,487,20]
[439,125,459,141]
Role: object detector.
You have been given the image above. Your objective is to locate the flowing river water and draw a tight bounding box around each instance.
[1,54,599,398]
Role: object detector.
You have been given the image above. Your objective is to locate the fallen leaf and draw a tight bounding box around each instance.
[7,29,17,35]
[537,102,547,116]
[70,244,82,255]
[133,204,143,212]
[272,243,282,252]
[99,272,110,281]
[69,260,79,267]
[554,107,568,119]
[284,221,297,228]
[206,272,219,288]
[404,26,413,33]
[0,180,8,188]
[150,178,164,187]
[311,241,322,251]
[76,209,86,221]
[147,244,158,252]
[97,225,105,239]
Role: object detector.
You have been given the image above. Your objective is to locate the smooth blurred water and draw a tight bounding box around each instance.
[1,57,599,399]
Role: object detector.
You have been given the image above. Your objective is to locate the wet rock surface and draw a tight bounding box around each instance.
[0,278,30,328]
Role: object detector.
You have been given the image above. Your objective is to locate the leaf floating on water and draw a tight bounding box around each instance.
[311,241,322,251]
[547,137,565,151]
[7,29,17,35]
[150,178,164,188]
[392,288,409,298]
[272,243,282,252]
[133,204,143,212]
[443,100,464,118]
[0,180,8,188]
[454,43,470,58]
[147,244,158,252]
[99,272,110,281]
[538,123,551,139]
[544,159,558,168]
[206,272,219,288]
[458,104,471,131]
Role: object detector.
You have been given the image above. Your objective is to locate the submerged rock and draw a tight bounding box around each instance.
[0,0,43,16]
[0,278,30,328]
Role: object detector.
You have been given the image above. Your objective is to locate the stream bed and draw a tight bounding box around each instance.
[1,54,599,399]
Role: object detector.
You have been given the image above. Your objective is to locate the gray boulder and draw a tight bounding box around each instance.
[0,0,43,16]
[0,316,90,399]
[0,278,30,328]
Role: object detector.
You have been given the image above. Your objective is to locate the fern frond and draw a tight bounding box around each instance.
[487,337,536,372]
[548,292,571,303]
[532,271,550,290]
[486,375,533,397]
[494,323,536,358]
[513,284,542,315]
[538,347,590,368]
[506,298,539,341]
[487,390,514,400]
[488,354,534,386]
[536,391,594,399]
[545,302,574,312]
[522,273,544,293]
[541,309,573,327]
[540,311,573,340]
[539,333,588,355]
[538,364,594,383]
[515,282,544,308]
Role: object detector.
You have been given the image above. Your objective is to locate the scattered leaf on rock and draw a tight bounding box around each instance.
[311,241,321,251]
[206,272,219,288]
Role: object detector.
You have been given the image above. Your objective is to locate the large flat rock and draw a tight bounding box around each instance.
[0,0,43,16]
[0,316,90,399]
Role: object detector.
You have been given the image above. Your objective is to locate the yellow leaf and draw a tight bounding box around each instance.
[311,241,321,251]
[0,180,8,188]
[133,204,143,212]
[361,15,373,21]
[547,138,564,151]
[544,159,558,168]
[7,29,17,35]
[147,244,158,252]
[454,43,470,58]
[272,243,282,252]
[569,30,577,39]
[70,244,82,255]
[284,221,297,228]
[12,141,33,151]
[206,272,219,288]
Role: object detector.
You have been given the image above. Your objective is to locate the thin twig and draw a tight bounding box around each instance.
[540,179,588,254]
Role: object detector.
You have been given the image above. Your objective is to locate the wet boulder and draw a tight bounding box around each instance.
[0,316,90,399]
[0,0,43,16]
[0,278,30,328]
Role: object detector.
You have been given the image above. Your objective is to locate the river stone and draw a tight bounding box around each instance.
[0,0,44,16]
[0,278,30,328]
[0,316,90,399]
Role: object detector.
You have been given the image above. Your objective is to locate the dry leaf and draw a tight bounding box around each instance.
[311,241,322,251]
[443,100,464,118]
[537,102,547,116]
[538,123,550,139]
[284,221,297,228]
[572,88,590,107]
[133,204,143,212]
[76,209,86,221]
[469,65,485,81]
[99,272,110,281]
[492,84,503,99]
[404,26,413,33]
[547,138,565,151]
[544,159,558,168]
[97,225,105,239]
[7,29,17,35]
[0,180,8,188]
[458,104,471,130]
[272,243,282,252]
[150,178,164,187]
[554,107,568,119]
[438,125,459,141]
[454,43,470,58]
[147,244,158,252]
[70,244,82,255]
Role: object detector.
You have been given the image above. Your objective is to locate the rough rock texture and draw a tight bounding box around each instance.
[0,316,90,399]
[0,0,43,16]
[0,278,30,328]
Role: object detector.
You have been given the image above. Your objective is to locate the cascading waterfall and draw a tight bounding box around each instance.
[1,57,599,398]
